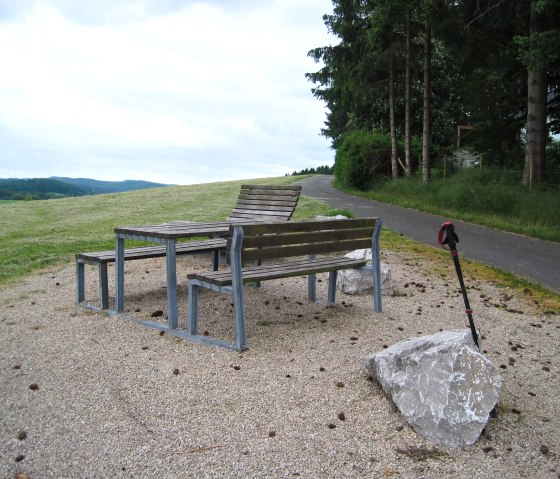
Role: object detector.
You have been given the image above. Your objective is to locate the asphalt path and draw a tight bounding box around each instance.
[298,175,560,293]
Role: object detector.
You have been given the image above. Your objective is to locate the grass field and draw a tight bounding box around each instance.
[1,175,558,311]
[0,177,340,286]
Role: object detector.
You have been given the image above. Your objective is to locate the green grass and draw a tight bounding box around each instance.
[0,176,339,286]
[336,169,560,242]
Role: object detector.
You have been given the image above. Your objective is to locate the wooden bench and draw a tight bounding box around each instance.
[228,184,301,221]
[186,217,382,351]
[76,184,301,311]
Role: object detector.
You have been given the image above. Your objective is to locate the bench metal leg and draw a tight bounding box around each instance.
[76,261,85,304]
[99,263,109,310]
[308,273,316,302]
[231,227,247,351]
[328,270,337,304]
[211,250,219,271]
[116,235,125,313]
[77,260,109,311]
[187,280,199,335]
[165,238,178,330]
[308,254,316,302]
[372,220,382,313]
[232,286,247,352]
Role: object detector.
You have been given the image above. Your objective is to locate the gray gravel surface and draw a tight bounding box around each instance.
[1,253,559,478]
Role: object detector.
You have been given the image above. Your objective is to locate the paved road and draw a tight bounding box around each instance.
[298,175,560,293]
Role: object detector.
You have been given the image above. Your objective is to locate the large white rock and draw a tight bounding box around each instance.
[337,249,393,296]
[365,330,501,448]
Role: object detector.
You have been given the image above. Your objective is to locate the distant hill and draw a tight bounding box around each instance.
[52,177,171,195]
[0,177,171,200]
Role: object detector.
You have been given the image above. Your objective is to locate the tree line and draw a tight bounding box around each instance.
[306,0,559,188]
[0,178,86,200]
[289,165,334,176]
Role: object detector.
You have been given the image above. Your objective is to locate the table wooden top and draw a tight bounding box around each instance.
[114,220,236,239]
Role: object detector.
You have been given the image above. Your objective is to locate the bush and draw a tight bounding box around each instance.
[335,130,393,190]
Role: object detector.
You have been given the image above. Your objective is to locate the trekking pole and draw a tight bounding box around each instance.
[438,221,481,352]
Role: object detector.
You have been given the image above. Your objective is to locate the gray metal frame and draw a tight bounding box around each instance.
[76,258,109,311]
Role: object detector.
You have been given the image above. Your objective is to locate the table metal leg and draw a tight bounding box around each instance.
[116,235,125,313]
[166,238,178,329]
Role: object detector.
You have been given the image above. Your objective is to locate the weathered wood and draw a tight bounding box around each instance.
[188,257,367,287]
[233,218,375,235]
[77,239,226,265]
[228,184,301,221]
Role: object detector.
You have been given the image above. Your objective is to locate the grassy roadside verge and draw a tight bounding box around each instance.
[335,169,560,242]
[382,228,560,313]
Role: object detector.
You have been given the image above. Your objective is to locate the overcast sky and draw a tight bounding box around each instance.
[0,0,335,185]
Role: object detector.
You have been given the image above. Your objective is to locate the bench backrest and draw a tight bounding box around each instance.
[227,184,302,222]
[228,217,380,263]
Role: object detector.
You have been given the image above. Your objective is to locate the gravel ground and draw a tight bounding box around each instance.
[1,251,559,478]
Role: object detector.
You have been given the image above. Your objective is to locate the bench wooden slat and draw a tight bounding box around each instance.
[228,212,292,220]
[240,239,373,262]
[76,238,226,264]
[240,184,302,195]
[232,218,376,236]
[231,203,296,212]
[242,227,375,248]
[237,195,300,204]
[188,256,367,286]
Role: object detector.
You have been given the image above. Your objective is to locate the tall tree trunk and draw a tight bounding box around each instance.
[422,12,432,184]
[405,12,412,177]
[522,2,547,186]
[389,51,399,179]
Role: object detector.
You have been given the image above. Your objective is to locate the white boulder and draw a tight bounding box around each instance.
[337,249,393,296]
[365,330,501,448]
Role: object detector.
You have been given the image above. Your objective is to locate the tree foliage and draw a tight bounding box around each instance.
[307,0,560,188]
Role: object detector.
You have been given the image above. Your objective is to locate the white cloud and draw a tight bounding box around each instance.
[0,0,335,184]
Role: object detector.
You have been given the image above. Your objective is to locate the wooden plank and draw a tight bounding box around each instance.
[188,256,367,287]
[231,204,295,212]
[76,238,226,264]
[242,227,374,248]
[241,238,373,262]
[233,218,378,236]
[240,184,301,193]
[237,194,300,202]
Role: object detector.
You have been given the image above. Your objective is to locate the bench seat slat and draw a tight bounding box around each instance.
[188,256,367,286]
[76,238,227,264]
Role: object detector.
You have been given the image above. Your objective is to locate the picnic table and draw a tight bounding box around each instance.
[77,184,302,312]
